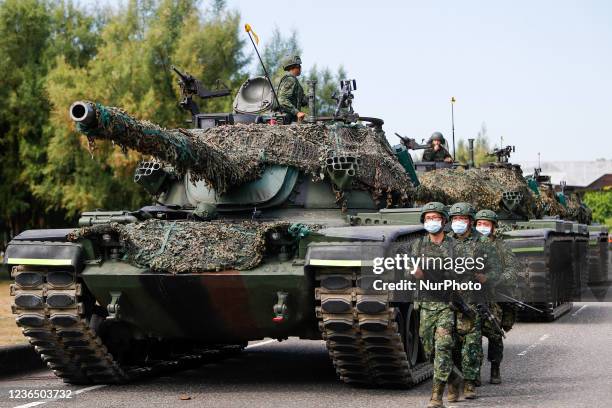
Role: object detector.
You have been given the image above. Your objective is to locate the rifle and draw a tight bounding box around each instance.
[476,302,506,338]
[497,292,544,314]
[449,291,476,319]
[171,66,230,115]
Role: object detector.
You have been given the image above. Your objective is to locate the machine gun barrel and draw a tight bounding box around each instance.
[395,133,429,150]
[171,65,188,82]
[498,292,544,313]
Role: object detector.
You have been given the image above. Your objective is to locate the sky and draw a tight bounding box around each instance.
[87,0,612,162]
[226,0,612,162]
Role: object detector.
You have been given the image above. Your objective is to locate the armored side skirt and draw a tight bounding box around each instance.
[503,228,578,321]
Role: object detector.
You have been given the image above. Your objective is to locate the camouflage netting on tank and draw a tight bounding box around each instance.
[535,185,569,219]
[67,220,316,273]
[564,193,592,224]
[76,102,414,204]
[415,166,538,217]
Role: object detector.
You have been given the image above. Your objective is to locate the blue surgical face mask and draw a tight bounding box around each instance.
[451,220,469,235]
[424,220,443,234]
[476,225,492,237]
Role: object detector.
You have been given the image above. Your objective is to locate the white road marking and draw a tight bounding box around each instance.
[517,333,550,356]
[12,385,107,408]
[571,305,588,317]
[245,339,277,349]
[12,341,276,408]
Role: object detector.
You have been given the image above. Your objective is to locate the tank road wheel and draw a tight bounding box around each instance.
[400,304,420,367]
[315,270,432,388]
[10,262,239,384]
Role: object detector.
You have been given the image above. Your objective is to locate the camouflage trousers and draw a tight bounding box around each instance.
[454,307,482,381]
[419,304,455,382]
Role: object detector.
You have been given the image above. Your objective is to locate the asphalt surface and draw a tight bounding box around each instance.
[1,299,611,408]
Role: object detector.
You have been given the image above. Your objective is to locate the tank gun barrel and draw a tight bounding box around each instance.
[70,101,97,126]
[69,101,241,193]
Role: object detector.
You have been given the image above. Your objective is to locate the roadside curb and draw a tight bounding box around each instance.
[0,344,44,376]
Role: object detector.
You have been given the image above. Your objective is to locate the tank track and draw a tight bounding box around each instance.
[518,254,572,322]
[315,272,432,388]
[10,265,237,384]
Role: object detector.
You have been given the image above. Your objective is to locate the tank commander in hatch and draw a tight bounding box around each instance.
[277,55,307,123]
[422,132,453,163]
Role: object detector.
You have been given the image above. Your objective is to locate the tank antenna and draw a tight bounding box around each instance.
[244,24,281,110]
[450,96,456,160]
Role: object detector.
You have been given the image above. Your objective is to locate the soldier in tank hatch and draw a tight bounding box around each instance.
[422,132,453,163]
[276,55,307,123]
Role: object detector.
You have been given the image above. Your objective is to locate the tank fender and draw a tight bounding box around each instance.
[4,240,84,272]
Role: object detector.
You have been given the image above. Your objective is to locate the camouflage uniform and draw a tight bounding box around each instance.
[447,230,484,382]
[405,234,457,383]
[422,146,452,162]
[479,235,520,364]
[277,74,307,122]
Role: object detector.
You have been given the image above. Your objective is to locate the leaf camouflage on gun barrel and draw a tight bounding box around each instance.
[67,219,320,273]
[74,102,415,205]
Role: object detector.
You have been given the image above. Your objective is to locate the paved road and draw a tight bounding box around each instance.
[1,300,611,408]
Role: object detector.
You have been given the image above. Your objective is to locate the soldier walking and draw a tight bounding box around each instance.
[276,55,307,123]
[474,209,520,385]
[404,202,462,408]
[447,202,484,400]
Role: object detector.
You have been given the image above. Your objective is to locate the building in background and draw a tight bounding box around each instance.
[515,159,612,187]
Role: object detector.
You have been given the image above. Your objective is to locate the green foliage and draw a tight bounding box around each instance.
[454,122,497,166]
[259,27,301,81]
[0,0,52,237]
[0,0,345,249]
[583,190,612,227]
[0,0,248,246]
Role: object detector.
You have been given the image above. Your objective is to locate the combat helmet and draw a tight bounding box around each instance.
[429,131,445,144]
[283,55,302,71]
[420,201,449,223]
[475,209,498,225]
[449,202,475,219]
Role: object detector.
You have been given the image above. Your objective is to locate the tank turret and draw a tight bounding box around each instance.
[69,100,415,207]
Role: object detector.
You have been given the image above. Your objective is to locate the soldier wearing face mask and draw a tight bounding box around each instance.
[404,202,463,408]
[474,209,520,386]
[446,202,483,399]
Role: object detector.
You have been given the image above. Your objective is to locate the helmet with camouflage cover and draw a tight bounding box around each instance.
[429,131,445,144]
[420,201,449,223]
[449,202,475,220]
[475,209,498,225]
[283,55,302,71]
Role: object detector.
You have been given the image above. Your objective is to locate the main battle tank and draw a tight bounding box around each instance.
[351,141,608,321]
[4,75,432,386]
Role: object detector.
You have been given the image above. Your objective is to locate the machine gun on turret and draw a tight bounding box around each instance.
[172,66,230,115]
[394,133,430,151]
[488,145,515,163]
[332,79,358,122]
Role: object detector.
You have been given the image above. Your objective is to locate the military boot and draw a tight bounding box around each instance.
[447,367,463,402]
[490,362,501,384]
[427,379,447,408]
[464,380,477,399]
